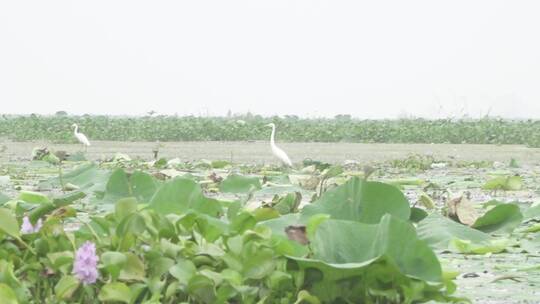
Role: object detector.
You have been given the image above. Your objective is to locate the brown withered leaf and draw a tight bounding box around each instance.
[446,195,479,226]
[285,225,310,245]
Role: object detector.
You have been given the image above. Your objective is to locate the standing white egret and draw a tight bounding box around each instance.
[71,123,90,151]
[266,123,292,167]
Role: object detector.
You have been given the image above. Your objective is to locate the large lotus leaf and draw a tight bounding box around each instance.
[103,169,131,202]
[295,215,441,282]
[148,177,222,216]
[219,174,261,193]
[301,177,410,223]
[38,162,110,194]
[258,214,310,257]
[417,213,491,250]
[472,203,523,233]
[102,170,158,204]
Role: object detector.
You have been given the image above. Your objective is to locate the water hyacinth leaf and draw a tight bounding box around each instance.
[102,251,127,280]
[220,174,261,194]
[0,208,20,239]
[417,214,491,250]
[119,253,146,282]
[243,247,276,280]
[116,213,146,237]
[302,177,410,223]
[47,251,74,273]
[294,290,321,304]
[148,177,222,216]
[472,203,523,233]
[147,257,175,278]
[187,274,216,304]
[181,213,228,242]
[169,260,197,284]
[0,283,18,304]
[0,260,22,290]
[115,197,138,221]
[98,282,132,303]
[54,275,80,300]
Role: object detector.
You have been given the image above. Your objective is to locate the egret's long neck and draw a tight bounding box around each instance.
[73,125,78,134]
[270,125,276,146]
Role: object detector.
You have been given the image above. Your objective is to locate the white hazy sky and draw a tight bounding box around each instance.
[1,1,539,118]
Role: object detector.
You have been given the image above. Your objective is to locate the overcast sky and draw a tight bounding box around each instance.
[1,1,539,118]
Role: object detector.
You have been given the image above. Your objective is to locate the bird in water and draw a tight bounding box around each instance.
[266,123,292,167]
[71,123,90,152]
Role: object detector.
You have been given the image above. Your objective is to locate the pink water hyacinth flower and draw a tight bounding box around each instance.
[20,216,43,234]
[73,241,99,284]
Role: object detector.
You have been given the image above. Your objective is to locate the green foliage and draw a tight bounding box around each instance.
[0,172,459,303]
[2,115,540,146]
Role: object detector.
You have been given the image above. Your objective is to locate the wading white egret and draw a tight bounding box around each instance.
[71,123,90,151]
[266,123,292,167]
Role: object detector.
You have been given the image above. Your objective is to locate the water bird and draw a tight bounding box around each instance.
[71,123,90,151]
[266,123,292,167]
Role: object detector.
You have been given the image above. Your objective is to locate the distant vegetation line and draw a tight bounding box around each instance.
[1,114,539,146]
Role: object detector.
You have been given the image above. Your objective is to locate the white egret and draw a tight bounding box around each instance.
[266,123,292,167]
[71,123,90,151]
